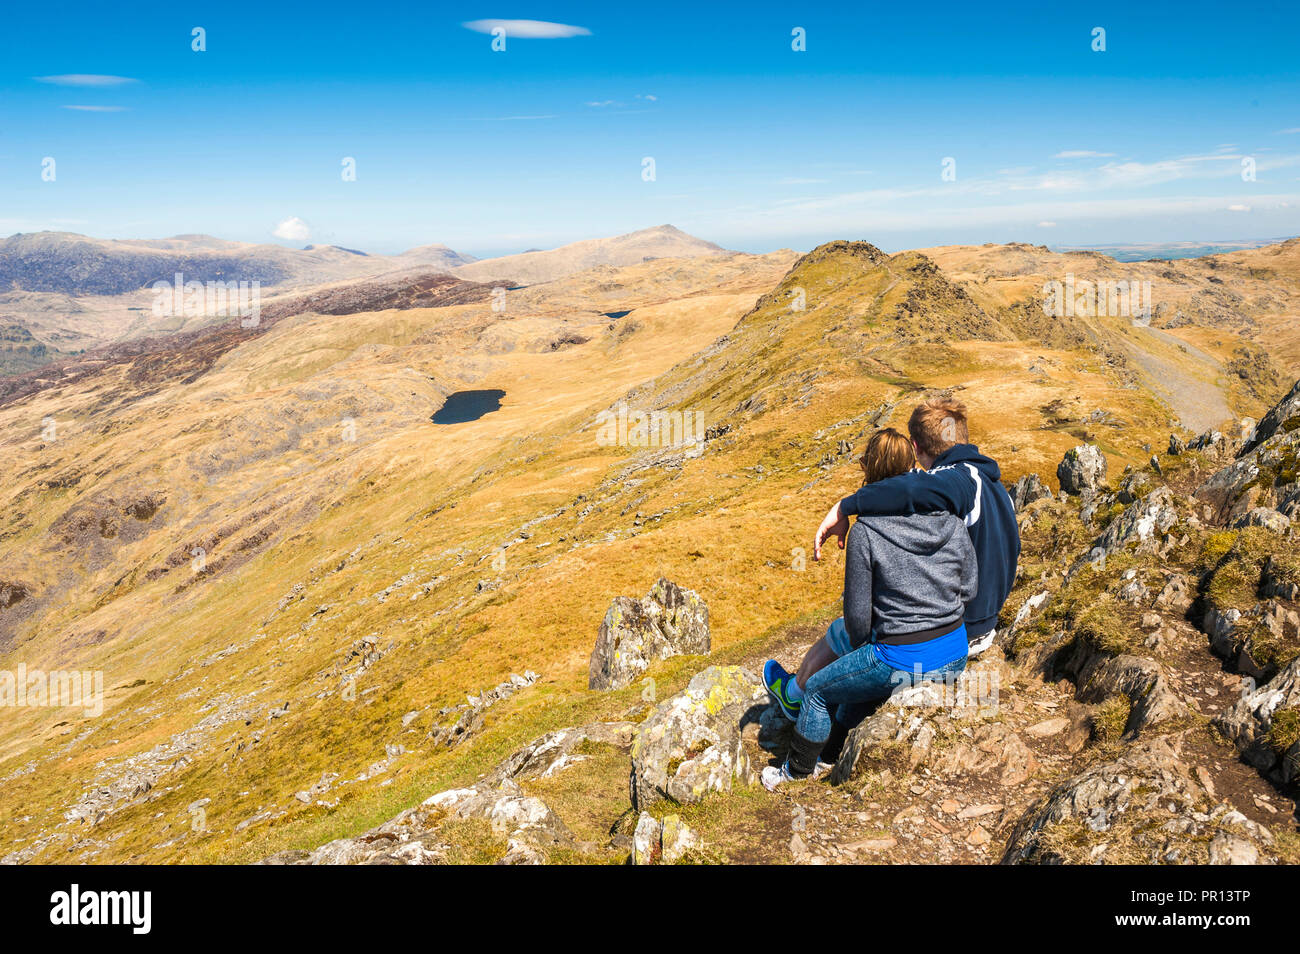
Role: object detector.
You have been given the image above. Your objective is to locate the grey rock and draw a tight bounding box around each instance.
[1002,738,1275,864]
[1233,507,1291,533]
[629,665,767,810]
[1011,473,1053,512]
[1057,444,1108,496]
[1084,486,1180,563]
[589,577,710,691]
[1241,378,1300,455]
[1215,656,1300,789]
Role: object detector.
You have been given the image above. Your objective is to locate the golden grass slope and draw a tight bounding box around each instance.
[0,239,1293,863]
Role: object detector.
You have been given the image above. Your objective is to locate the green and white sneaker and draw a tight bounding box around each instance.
[763,659,802,721]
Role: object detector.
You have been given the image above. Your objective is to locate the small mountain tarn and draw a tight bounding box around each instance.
[430,389,506,425]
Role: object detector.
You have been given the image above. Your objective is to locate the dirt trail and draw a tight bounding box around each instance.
[1124,326,1234,432]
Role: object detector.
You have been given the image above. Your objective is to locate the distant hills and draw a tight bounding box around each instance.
[1054,237,1298,262]
[0,225,727,298]
[0,231,477,296]
[451,224,729,285]
[0,225,732,377]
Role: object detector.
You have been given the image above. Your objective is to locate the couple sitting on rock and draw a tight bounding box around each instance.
[761,397,1020,790]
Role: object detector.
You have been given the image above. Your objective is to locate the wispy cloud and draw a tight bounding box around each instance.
[61,104,128,112]
[273,217,311,241]
[1054,150,1116,158]
[462,19,591,38]
[586,95,659,109]
[35,74,138,87]
[1037,221,1057,227]
[1227,204,1251,212]
[1278,127,1300,135]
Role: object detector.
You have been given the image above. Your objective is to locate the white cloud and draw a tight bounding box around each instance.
[35,74,138,86]
[462,19,591,38]
[1278,128,1300,134]
[1037,221,1057,227]
[1054,150,1116,158]
[273,217,312,241]
[1227,204,1251,212]
[60,104,128,112]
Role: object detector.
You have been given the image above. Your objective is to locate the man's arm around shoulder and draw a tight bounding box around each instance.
[839,464,977,519]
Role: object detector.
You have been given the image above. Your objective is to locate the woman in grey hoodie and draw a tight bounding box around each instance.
[763,428,977,789]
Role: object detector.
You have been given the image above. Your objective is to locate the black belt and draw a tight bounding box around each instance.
[873,617,964,647]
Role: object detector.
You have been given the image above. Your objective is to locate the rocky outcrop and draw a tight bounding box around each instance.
[589,578,710,690]
[1234,507,1291,533]
[262,719,636,866]
[631,812,700,865]
[1215,656,1300,789]
[1205,601,1299,683]
[1001,738,1276,864]
[1084,486,1180,562]
[487,721,634,784]
[1196,390,1300,522]
[1242,379,1300,455]
[1073,653,1189,735]
[830,671,1029,785]
[629,666,767,810]
[428,671,540,747]
[1057,444,1107,496]
[1011,473,1053,512]
[262,778,572,865]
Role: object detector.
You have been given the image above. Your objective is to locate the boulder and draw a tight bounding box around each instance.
[1001,738,1276,864]
[1205,601,1300,683]
[1074,653,1189,735]
[1233,507,1291,534]
[487,721,635,784]
[261,778,572,865]
[630,812,700,865]
[1057,444,1107,496]
[1241,378,1300,455]
[589,578,710,690]
[1084,486,1180,562]
[1011,473,1053,512]
[830,667,1010,785]
[629,665,767,810]
[1215,656,1300,789]
[1154,573,1194,613]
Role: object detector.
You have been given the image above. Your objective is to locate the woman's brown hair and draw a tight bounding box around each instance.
[858,427,917,485]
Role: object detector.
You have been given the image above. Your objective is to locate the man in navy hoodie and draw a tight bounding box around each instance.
[814,397,1019,658]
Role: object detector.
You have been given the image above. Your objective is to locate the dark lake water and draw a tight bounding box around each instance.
[431,389,505,424]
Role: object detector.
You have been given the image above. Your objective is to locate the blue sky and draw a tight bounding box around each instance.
[2,0,1299,256]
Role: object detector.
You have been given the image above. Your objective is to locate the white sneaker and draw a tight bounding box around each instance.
[762,760,831,791]
[761,764,795,791]
[967,629,996,658]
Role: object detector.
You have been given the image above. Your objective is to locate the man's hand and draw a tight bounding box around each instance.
[814,501,849,561]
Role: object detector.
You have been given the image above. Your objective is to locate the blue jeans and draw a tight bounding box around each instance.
[795,639,968,747]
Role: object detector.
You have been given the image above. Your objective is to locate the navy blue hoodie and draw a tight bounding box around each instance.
[838,444,1020,639]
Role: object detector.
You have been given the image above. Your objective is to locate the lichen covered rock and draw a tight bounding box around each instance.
[629,665,767,810]
[589,578,710,690]
[1057,444,1107,496]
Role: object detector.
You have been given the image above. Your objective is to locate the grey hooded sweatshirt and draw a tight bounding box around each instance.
[843,512,978,648]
